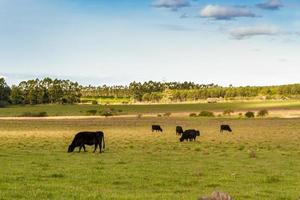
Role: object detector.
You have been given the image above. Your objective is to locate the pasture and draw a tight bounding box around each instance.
[1,100,300,117]
[0,117,300,199]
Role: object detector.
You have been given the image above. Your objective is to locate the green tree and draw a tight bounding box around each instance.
[0,78,11,107]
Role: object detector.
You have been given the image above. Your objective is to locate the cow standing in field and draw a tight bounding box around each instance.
[180,129,200,142]
[176,126,184,135]
[152,125,163,133]
[220,125,232,133]
[68,131,105,153]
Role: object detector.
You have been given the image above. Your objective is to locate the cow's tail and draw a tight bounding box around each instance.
[102,134,105,149]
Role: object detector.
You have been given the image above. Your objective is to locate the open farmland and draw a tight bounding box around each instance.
[1,100,300,117]
[0,117,300,199]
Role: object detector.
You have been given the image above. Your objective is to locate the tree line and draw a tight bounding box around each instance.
[0,78,300,106]
[0,78,81,106]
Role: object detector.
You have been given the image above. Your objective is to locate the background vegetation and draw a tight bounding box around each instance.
[1,78,300,107]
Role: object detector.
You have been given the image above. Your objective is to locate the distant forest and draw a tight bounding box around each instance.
[1,77,300,106]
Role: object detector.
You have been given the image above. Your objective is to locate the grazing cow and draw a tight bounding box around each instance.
[220,125,232,133]
[152,125,163,132]
[68,131,105,153]
[180,129,200,142]
[176,126,184,135]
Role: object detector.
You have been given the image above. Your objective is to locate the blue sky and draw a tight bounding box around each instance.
[0,0,299,86]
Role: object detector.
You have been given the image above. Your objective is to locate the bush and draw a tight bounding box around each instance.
[92,100,98,105]
[198,111,215,117]
[245,111,255,118]
[99,111,113,117]
[0,100,8,108]
[265,175,281,184]
[248,150,257,158]
[20,112,48,117]
[86,110,98,116]
[223,109,234,116]
[137,114,142,118]
[257,109,269,117]
[189,113,197,117]
[163,112,171,117]
[157,114,162,117]
[99,107,118,117]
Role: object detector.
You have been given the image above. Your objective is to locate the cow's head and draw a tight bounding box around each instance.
[68,145,75,153]
[179,137,184,142]
[196,131,200,136]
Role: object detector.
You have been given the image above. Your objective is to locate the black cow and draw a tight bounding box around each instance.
[220,125,232,133]
[180,129,200,142]
[152,125,163,132]
[68,131,105,153]
[176,126,184,135]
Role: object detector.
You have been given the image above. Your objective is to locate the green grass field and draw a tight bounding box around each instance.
[0,117,300,199]
[0,100,300,117]
[81,97,130,104]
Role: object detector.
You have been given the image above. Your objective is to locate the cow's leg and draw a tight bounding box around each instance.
[79,145,85,152]
[93,143,98,153]
[99,141,102,153]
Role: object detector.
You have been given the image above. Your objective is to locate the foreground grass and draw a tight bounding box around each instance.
[0,117,300,199]
[0,100,300,117]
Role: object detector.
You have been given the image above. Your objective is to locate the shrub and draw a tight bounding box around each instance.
[257,109,269,117]
[198,111,215,117]
[248,150,257,158]
[20,112,48,117]
[86,110,98,116]
[245,111,255,118]
[80,99,90,104]
[99,107,117,117]
[50,173,64,178]
[0,100,8,108]
[92,100,98,105]
[163,112,171,117]
[99,111,113,117]
[157,114,162,117]
[189,113,197,117]
[223,109,234,116]
[137,114,142,118]
[265,175,281,184]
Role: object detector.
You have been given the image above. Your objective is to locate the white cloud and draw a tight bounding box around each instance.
[229,25,280,39]
[257,0,283,10]
[153,0,190,10]
[199,5,256,20]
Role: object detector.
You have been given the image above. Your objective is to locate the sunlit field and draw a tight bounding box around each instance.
[0,117,300,199]
[1,100,300,117]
